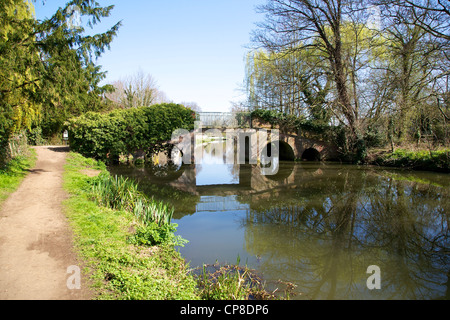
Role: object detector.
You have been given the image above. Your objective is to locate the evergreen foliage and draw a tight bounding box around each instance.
[66,103,196,162]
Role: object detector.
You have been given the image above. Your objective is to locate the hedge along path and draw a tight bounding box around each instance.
[67,103,196,162]
[0,146,91,300]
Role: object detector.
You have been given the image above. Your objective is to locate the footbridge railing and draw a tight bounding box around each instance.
[198,112,251,128]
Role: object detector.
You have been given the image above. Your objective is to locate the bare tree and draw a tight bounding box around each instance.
[252,0,370,151]
[375,0,450,143]
[180,101,202,112]
[401,0,449,41]
[105,70,169,108]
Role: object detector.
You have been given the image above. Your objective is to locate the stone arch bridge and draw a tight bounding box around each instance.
[171,112,340,162]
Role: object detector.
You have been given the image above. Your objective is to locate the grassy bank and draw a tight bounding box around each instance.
[63,152,198,299]
[63,152,276,300]
[0,148,37,206]
[370,148,449,173]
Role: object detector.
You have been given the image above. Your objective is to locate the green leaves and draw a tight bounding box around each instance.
[67,103,195,161]
[63,152,198,300]
[376,148,450,172]
[128,223,188,247]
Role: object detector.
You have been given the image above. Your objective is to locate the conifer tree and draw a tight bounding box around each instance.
[0,0,121,162]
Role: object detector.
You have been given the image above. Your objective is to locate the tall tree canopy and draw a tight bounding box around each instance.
[247,0,449,160]
[0,0,121,162]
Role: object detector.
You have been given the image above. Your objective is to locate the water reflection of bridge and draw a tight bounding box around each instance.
[122,145,333,216]
[164,162,324,207]
[195,195,249,213]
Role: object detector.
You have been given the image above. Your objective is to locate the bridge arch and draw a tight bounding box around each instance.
[277,133,339,161]
[263,140,295,161]
[301,148,321,161]
[278,141,295,161]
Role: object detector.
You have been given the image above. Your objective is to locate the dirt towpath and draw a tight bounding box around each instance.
[0,146,91,300]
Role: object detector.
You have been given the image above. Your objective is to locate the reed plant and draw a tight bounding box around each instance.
[89,173,186,248]
[133,198,174,227]
[90,174,174,227]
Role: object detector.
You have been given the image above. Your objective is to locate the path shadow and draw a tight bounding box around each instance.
[48,146,71,153]
[27,169,48,175]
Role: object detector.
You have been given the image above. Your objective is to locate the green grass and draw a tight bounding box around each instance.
[0,148,37,206]
[63,152,199,300]
[375,148,449,172]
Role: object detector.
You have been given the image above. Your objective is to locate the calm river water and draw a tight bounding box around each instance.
[109,142,449,300]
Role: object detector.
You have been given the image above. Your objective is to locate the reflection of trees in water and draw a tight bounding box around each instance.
[242,170,450,300]
[137,182,200,219]
[361,179,450,299]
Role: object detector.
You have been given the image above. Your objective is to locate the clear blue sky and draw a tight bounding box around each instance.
[33,0,266,112]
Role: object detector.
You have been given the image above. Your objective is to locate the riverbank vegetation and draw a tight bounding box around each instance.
[373,147,449,172]
[63,152,283,300]
[63,152,198,299]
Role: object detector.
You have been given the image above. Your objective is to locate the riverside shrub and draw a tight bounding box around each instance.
[66,103,195,162]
